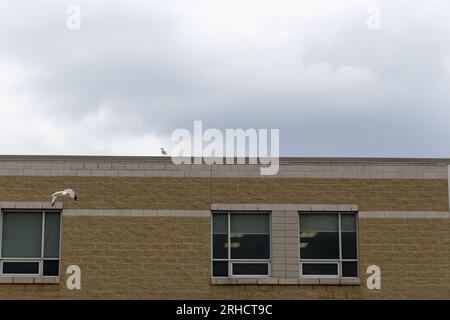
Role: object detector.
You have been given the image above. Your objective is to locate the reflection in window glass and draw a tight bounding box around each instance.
[300,213,358,278]
[232,263,268,275]
[342,262,358,277]
[213,213,228,234]
[44,212,60,258]
[302,263,338,276]
[3,262,40,274]
[212,213,228,259]
[1,211,61,277]
[230,214,269,234]
[212,212,270,277]
[230,234,270,259]
[212,234,228,259]
[300,214,339,259]
[2,212,42,258]
[212,261,229,277]
[341,215,357,259]
[43,260,60,276]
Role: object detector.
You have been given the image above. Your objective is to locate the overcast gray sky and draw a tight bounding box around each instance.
[1,0,449,157]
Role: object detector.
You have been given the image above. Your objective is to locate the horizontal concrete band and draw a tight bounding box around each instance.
[0,276,59,284]
[63,209,211,217]
[0,201,63,209]
[62,209,449,219]
[358,211,450,219]
[212,204,450,218]
[0,160,447,179]
[211,277,361,286]
[212,203,359,211]
[1,203,448,218]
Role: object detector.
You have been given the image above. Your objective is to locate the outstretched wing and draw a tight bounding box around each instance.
[51,194,58,206]
[51,190,65,206]
[65,189,78,200]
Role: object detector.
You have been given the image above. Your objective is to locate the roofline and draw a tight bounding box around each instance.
[0,155,449,165]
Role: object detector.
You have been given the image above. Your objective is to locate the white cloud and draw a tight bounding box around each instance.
[0,0,449,156]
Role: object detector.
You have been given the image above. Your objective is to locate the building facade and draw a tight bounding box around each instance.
[0,155,449,299]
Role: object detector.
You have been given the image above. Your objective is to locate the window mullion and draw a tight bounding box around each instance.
[228,212,231,276]
[0,211,3,274]
[338,213,342,278]
[40,211,45,276]
[355,214,360,278]
[0,211,3,259]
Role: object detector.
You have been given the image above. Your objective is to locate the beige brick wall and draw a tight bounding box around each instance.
[358,218,450,299]
[0,161,448,299]
[0,176,447,211]
[0,216,448,299]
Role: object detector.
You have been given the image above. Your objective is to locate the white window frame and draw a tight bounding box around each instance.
[0,210,62,277]
[299,212,359,279]
[211,211,271,278]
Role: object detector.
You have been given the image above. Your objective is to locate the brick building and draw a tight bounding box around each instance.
[0,155,449,299]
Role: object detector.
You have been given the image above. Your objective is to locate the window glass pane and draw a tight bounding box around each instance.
[43,260,60,276]
[44,212,60,258]
[2,212,42,258]
[212,261,228,277]
[213,234,228,259]
[300,232,339,259]
[302,263,338,276]
[300,214,339,259]
[341,214,356,232]
[342,262,358,277]
[342,231,357,259]
[212,213,228,234]
[2,262,39,274]
[232,263,268,276]
[300,214,338,232]
[230,235,270,259]
[230,214,269,234]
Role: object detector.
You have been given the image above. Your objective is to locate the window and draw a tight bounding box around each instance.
[212,212,270,277]
[299,212,358,278]
[0,211,61,276]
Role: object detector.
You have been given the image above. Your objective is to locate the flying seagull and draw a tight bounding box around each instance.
[161,148,168,155]
[51,189,78,206]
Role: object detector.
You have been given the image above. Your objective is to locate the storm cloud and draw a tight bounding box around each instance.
[0,0,449,156]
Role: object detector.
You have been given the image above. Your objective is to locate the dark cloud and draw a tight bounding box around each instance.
[0,0,449,156]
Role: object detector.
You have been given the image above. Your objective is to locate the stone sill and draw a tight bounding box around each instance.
[211,277,360,286]
[0,276,60,284]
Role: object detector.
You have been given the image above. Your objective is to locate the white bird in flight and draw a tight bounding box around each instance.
[51,189,78,206]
